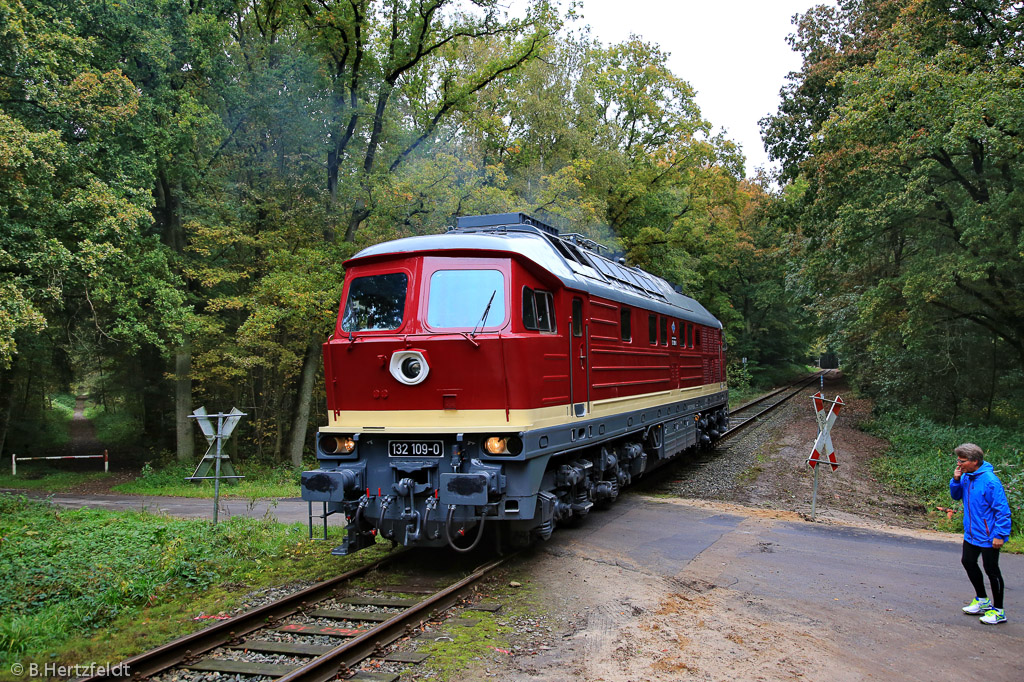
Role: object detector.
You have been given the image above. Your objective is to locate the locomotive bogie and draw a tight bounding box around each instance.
[301,213,729,554]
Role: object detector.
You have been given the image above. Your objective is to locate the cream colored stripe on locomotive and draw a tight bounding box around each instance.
[323,381,727,434]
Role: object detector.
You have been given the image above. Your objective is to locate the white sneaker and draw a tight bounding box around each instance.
[963,598,992,614]
[980,608,1006,625]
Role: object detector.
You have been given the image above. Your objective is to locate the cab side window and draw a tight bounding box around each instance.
[523,287,556,333]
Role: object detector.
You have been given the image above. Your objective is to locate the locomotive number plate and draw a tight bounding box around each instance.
[388,440,444,457]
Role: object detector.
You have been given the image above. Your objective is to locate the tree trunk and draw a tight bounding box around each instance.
[0,367,13,459]
[287,340,322,467]
[157,168,195,461]
[175,340,194,461]
[345,199,369,242]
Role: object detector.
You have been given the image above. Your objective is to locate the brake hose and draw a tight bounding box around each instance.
[445,504,486,552]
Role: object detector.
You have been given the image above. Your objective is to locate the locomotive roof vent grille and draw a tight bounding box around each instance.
[451,212,670,303]
[586,252,668,301]
[455,212,560,236]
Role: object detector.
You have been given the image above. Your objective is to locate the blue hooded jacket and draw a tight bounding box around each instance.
[949,461,1012,547]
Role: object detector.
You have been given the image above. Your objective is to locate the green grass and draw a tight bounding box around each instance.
[82,405,142,447]
[866,412,1024,553]
[414,567,547,681]
[0,494,386,671]
[728,363,818,409]
[113,461,301,498]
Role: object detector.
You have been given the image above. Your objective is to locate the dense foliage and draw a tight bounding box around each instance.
[10,0,1020,463]
[867,413,1023,537]
[763,0,1024,422]
[1,0,814,462]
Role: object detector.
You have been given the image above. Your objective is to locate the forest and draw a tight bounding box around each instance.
[1,0,1022,465]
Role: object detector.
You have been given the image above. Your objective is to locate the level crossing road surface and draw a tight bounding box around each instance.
[13,490,1023,680]
[536,496,1023,681]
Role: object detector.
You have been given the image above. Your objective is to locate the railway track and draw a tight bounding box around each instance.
[82,551,512,682]
[719,370,831,443]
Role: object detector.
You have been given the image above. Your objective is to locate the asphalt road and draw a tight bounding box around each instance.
[540,495,1023,681]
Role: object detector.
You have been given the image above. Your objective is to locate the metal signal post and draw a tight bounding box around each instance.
[187,407,246,523]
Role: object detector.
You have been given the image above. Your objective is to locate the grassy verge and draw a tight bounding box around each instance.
[866,413,1023,553]
[0,494,386,672]
[112,461,300,498]
[728,363,819,409]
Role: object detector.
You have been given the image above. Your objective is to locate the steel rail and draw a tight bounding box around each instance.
[275,554,510,682]
[77,551,404,682]
[718,370,829,444]
[729,384,796,416]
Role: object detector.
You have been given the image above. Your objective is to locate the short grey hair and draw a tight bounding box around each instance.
[954,443,985,463]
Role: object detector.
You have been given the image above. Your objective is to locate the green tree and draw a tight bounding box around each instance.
[0,0,187,454]
[760,0,904,182]
[778,0,1024,419]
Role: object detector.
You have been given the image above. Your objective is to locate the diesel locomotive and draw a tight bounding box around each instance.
[300,213,728,554]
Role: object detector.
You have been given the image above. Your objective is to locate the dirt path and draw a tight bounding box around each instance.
[67,395,104,457]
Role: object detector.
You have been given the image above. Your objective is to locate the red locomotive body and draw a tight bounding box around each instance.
[302,213,728,553]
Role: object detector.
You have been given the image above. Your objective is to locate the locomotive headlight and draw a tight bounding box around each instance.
[389,350,429,385]
[401,357,422,380]
[483,435,523,456]
[485,437,507,454]
[323,435,356,454]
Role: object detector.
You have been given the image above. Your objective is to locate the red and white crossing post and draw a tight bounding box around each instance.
[808,392,843,520]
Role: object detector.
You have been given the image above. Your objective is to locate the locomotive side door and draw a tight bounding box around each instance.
[569,295,590,417]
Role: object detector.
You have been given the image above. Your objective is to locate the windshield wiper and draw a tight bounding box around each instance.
[471,290,497,338]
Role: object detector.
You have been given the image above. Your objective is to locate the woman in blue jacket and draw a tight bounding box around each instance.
[950,443,1012,625]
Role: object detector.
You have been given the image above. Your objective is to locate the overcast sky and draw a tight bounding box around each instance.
[547,0,829,177]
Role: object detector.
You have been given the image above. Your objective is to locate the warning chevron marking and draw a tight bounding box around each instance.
[808,392,843,471]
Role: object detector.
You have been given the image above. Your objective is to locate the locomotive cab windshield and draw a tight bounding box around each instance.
[426,269,506,331]
[341,272,408,332]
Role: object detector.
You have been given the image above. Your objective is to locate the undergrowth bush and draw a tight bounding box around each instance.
[49,394,77,419]
[9,394,77,451]
[866,412,1024,539]
[113,459,301,498]
[83,406,142,447]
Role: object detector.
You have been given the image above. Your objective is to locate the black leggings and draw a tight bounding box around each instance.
[962,541,1004,609]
